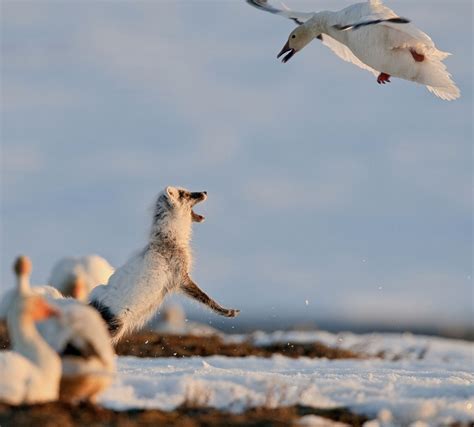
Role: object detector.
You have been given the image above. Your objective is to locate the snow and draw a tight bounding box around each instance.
[99,333,474,426]
[298,415,349,426]
[224,330,474,364]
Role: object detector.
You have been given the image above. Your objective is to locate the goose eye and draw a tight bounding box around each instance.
[291,35,296,39]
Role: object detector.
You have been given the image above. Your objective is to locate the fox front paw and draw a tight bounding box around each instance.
[225,308,240,318]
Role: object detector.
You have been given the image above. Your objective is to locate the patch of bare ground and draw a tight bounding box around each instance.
[114,331,363,359]
[0,322,362,359]
[0,402,368,427]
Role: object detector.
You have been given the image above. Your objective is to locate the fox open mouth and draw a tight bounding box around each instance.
[191,210,205,223]
[190,192,207,223]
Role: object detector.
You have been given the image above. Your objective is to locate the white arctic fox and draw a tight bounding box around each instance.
[90,186,240,344]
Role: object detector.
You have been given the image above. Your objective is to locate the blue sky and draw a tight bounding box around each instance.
[1,0,472,330]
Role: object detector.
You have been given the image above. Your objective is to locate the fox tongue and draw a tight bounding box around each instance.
[191,210,205,223]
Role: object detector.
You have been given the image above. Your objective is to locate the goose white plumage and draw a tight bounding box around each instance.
[0,256,62,405]
[37,297,116,403]
[0,284,63,318]
[49,254,115,301]
[247,0,460,100]
[0,258,116,403]
[149,304,220,336]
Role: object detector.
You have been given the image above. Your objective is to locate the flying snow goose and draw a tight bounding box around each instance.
[246,0,460,100]
[49,255,115,301]
[0,256,62,405]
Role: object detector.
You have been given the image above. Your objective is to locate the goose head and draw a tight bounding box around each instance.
[64,273,88,301]
[12,255,61,320]
[14,255,32,295]
[278,26,315,63]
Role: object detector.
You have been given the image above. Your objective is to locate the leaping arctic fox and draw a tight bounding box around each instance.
[89,186,240,344]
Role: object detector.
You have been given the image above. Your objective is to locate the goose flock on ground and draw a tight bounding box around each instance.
[0,255,115,404]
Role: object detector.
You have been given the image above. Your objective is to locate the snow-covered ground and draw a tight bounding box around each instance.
[225,330,474,364]
[99,333,474,426]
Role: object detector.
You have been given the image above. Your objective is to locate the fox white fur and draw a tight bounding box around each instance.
[89,186,239,344]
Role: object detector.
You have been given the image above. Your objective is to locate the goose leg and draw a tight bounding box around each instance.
[377,73,391,84]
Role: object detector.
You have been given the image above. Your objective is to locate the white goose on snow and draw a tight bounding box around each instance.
[0,257,116,403]
[0,256,62,405]
[36,297,116,403]
[247,0,460,100]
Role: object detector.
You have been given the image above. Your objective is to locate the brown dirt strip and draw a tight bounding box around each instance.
[0,402,369,427]
[0,322,362,359]
[114,332,362,359]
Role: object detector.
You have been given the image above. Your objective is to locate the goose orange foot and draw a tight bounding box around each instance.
[377,73,391,84]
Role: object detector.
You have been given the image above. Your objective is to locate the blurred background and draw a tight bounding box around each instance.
[1,0,472,337]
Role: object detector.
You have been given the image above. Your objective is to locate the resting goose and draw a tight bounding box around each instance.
[35,298,116,403]
[0,257,116,403]
[247,0,460,100]
[49,255,115,301]
[0,256,61,405]
[0,285,62,319]
[148,304,220,336]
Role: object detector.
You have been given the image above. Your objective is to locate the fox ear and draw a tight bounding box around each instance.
[166,186,178,200]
